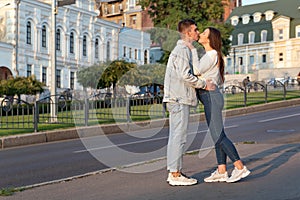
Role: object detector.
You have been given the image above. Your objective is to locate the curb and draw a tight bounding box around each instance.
[1,98,299,149]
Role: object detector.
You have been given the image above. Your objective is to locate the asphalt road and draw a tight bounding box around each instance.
[0,105,299,189]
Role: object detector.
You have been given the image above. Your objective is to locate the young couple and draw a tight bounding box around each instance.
[163,19,250,186]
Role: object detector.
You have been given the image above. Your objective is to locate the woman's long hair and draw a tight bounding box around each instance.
[207,27,225,83]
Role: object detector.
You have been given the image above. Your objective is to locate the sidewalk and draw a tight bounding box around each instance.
[5,141,300,200]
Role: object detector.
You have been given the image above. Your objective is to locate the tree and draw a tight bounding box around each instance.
[97,60,136,97]
[118,63,166,86]
[139,0,233,63]
[0,76,44,98]
[77,63,106,89]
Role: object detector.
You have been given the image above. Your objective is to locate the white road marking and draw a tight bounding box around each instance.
[258,113,300,123]
[74,125,239,153]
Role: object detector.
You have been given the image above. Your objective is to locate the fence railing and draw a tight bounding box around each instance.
[1,81,299,132]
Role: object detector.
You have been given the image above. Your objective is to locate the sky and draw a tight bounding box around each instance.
[243,0,275,6]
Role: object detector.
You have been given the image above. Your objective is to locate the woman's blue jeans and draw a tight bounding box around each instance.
[197,89,240,165]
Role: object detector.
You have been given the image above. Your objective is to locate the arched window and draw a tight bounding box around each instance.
[249,31,255,44]
[144,50,148,64]
[83,35,87,57]
[106,41,110,61]
[253,12,262,23]
[123,46,126,57]
[95,38,99,59]
[42,25,47,48]
[238,33,244,45]
[70,32,74,54]
[242,15,250,24]
[261,30,267,42]
[26,21,32,45]
[56,29,61,51]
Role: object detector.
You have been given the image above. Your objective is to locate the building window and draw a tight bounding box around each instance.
[119,3,123,11]
[238,57,243,65]
[249,55,254,66]
[70,32,74,54]
[265,11,274,21]
[231,16,239,26]
[42,25,47,48]
[238,34,244,45]
[261,30,267,42]
[279,53,283,61]
[27,64,32,77]
[144,50,148,64]
[95,39,99,59]
[83,35,87,57]
[56,69,61,88]
[123,46,126,57]
[253,12,262,23]
[107,41,110,61]
[70,72,75,90]
[42,67,47,84]
[26,22,32,45]
[130,15,137,25]
[279,29,283,40]
[128,0,136,9]
[56,29,61,51]
[227,58,232,67]
[134,49,138,59]
[129,48,132,59]
[249,31,255,44]
[296,26,300,38]
[262,54,267,63]
[242,15,250,24]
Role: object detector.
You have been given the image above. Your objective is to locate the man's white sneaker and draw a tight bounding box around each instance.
[226,166,251,183]
[167,173,197,186]
[204,170,228,183]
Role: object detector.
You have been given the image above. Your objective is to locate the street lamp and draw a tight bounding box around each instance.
[50,0,75,121]
[50,0,58,121]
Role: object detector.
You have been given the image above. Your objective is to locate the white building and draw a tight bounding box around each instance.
[119,27,150,65]
[0,0,150,93]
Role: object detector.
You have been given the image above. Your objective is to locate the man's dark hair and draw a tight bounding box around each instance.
[177,19,196,33]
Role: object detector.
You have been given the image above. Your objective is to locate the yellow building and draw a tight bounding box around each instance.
[226,0,300,81]
[97,0,153,30]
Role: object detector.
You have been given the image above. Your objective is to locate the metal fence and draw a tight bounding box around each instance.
[1,81,299,132]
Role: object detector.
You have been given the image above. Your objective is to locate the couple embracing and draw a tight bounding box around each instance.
[163,19,250,186]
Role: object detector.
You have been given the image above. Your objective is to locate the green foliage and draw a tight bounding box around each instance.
[119,63,167,86]
[139,0,234,64]
[0,76,44,96]
[77,63,107,89]
[97,60,137,94]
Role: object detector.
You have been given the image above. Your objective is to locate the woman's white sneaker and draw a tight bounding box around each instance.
[226,166,251,183]
[204,169,228,182]
[167,173,197,186]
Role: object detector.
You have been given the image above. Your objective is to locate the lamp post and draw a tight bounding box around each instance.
[50,0,57,121]
[50,0,76,121]
[15,0,20,76]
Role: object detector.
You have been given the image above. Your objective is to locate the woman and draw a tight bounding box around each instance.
[186,27,250,183]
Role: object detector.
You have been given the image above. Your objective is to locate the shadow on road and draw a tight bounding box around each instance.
[193,143,300,183]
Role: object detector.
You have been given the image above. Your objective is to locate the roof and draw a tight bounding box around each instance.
[227,0,300,45]
[228,0,300,19]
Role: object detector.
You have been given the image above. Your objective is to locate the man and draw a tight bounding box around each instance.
[163,19,215,186]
